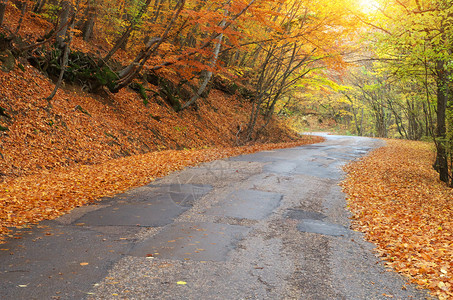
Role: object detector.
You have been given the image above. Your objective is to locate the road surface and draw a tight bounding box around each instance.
[0,134,430,299]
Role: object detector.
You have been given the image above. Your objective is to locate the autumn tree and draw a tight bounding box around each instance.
[233,0,359,140]
[366,0,453,184]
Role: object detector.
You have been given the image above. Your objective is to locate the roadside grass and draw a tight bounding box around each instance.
[342,139,453,300]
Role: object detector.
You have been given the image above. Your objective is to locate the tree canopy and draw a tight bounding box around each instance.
[1,0,452,184]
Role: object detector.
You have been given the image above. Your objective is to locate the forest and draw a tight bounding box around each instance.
[1,0,451,185]
[0,0,452,298]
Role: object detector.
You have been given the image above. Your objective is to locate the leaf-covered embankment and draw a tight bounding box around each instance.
[0,65,299,180]
[342,139,453,300]
[0,53,324,242]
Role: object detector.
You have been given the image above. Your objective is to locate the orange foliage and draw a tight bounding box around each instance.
[0,63,299,180]
[342,140,453,300]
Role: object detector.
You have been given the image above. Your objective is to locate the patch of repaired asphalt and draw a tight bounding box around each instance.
[206,189,283,220]
[128,222,251,261]
[74,184,212,227]
[285,209,327,221]
[74,194,188,227]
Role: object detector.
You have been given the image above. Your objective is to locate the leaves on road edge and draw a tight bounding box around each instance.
[342,139,453,299]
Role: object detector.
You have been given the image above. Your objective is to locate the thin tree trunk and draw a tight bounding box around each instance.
[435,60,449,183]
[252,44,313,139]
[117,36,161,78]
[0,0,7,27]
[56,0,71,48]
[82,0,96,41]
[245,46,277,140]
[360,108,364,135]
[46,39,70,100]
[151,0,163,23]
[47,2,76,101]
[180,9,227,111]
[14,0,26,34]
[17,17,71,52]
[149,0,256,72]
[33,0,46,13]
[113,0,185,92]
[344,93,361,136]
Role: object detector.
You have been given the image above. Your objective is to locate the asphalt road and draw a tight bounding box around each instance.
[0,134,431,299]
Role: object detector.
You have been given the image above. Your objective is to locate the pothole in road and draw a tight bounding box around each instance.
[297,219,351,237]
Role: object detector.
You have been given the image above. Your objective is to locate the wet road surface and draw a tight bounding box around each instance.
[0,134,431,299]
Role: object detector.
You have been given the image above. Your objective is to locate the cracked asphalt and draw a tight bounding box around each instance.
[0,134,431,299]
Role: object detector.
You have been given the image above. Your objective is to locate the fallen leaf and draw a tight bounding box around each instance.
[342,140,453,299]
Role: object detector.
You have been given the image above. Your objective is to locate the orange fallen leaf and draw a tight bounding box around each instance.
[343,139,453,299]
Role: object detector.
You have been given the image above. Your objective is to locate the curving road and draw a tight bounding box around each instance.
[0,134,430,299]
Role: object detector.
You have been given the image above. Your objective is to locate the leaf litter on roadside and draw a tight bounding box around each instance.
[342,139,453,300]
[0,136,323,242]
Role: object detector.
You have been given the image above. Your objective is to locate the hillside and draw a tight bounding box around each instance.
[0,6,325,240]
[0,64,302,181]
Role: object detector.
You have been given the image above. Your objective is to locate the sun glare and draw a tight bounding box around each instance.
[358,0,379,13]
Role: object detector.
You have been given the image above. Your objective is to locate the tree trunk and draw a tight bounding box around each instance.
[151,0,163,23]
[56,1,72,48]
[435,60,449,183]
[360,107,364,136]
[103,0,152,62]
[46,38,70,100]
[47,1,76,101]
[180,12,227,111]
[148,0,256,73]
[245,45,276,141]
[14,0,26,34]
[81,0,96,41]
[113,0,186,92]
[344,94,361,136]
[33,0,46,13]
[0,0,7,27]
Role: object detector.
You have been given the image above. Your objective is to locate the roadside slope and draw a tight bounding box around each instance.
[0,65,298,181]
[0,62,323,241]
